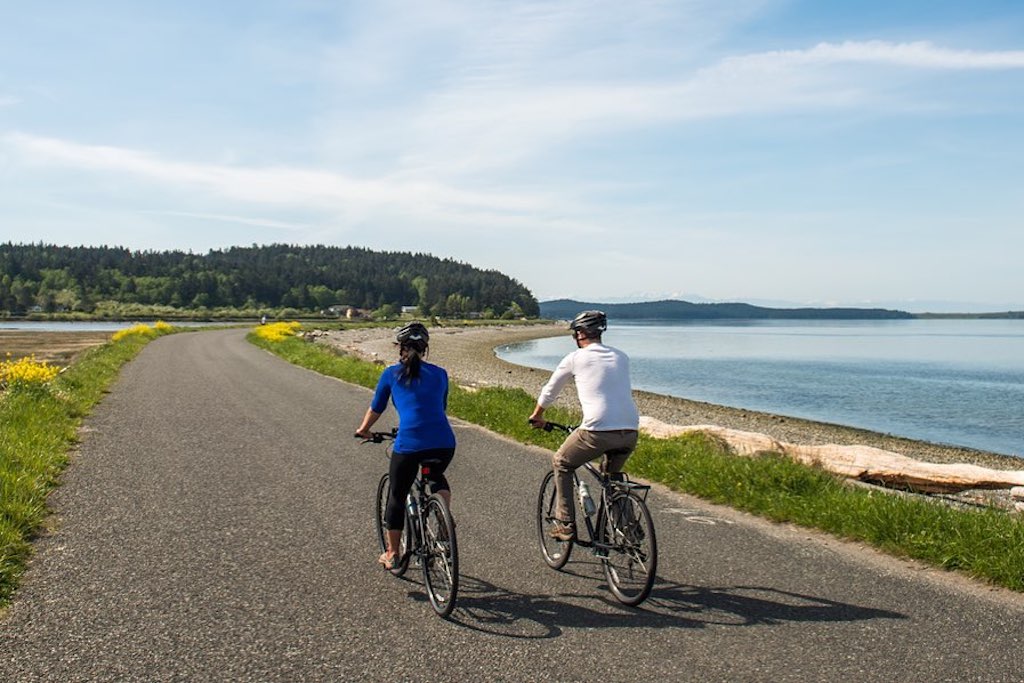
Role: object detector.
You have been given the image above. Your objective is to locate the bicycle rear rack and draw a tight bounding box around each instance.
[606,476,651,502]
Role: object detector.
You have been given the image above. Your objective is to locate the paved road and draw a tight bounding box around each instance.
[2,329,1023,682]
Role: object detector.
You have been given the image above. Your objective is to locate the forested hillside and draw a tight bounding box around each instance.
[541,299,913,320]
[0,243,538,318]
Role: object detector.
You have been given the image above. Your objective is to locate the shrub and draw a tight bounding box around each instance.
[0,354,61,393]
[110,321,176,342]
[252,321,302,342]
[111,324,158,342]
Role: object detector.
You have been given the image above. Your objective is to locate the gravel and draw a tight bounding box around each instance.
[318,323,1023,473]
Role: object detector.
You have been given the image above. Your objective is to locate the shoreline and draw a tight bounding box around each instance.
[320,323,1023,472]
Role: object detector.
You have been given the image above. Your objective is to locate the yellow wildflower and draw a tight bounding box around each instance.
[253,321,302,342]
[112,324,158,342]
[0,354,61,390]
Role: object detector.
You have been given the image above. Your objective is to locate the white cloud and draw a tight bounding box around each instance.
[8,35,1023,207]
[0,131,606,245]
[662,40,1024,118]
[314,0,775,174]
[8,37,1022,240]
[139,211,311,232]
[3,131,560,216]
[394,39,1024,177]
[724,40,1024,71]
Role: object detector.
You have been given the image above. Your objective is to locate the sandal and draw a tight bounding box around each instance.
[378,551,399,571]
[548,520,576,541]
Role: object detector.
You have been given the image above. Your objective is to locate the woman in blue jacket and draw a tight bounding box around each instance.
[355,322,456,570]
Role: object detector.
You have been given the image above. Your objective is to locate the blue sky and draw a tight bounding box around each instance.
[1,1,1022,312]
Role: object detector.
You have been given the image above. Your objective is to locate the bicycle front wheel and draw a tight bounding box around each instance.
[421,494,458,618]
[375,474,411,577]
[598,491,657,606]
[536,470,572,569]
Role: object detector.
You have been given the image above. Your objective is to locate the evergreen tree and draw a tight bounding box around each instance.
[0,242,539,317]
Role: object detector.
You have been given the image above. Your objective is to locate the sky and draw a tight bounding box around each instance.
[1,1,1022,313]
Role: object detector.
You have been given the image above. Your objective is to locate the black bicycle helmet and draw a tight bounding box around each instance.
[569,310,607,335]
[395,321,429,345]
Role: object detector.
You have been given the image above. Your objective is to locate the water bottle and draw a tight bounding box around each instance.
[578,482,596,517]
[406,494,417,517]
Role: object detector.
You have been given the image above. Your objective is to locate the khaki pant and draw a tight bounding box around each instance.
[553,429,638,524]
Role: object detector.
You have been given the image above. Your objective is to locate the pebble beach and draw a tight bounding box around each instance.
[320,323,1023,473]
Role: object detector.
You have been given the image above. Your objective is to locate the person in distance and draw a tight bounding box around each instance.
[355,322,457,570]
[528,310,640,540]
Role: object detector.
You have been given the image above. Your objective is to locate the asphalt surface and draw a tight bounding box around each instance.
[2,328,1024,682]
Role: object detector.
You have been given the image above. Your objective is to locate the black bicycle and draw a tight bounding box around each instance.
[362,429,459,618]
[535,421,658,606]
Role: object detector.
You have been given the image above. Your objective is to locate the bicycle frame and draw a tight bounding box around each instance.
[571,461,651,556]
[401,463,433,564]
[535,420,649,549]
[365,429,431,564]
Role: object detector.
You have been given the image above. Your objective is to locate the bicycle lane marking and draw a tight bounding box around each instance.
[662,507,736,525]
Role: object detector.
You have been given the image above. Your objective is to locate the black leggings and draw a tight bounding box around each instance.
[385,447,455,530]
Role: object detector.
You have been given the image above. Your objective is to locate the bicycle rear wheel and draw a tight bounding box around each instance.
[375,474,411,577]
[598,491,657,606]
[536,470,573,569]
[421,494,458,618]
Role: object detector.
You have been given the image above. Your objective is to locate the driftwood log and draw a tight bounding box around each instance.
[638,416,1024,495]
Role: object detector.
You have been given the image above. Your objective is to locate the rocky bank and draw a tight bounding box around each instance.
[319,323,1022,476]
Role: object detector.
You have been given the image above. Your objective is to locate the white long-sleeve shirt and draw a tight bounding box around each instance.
[538,343,639,431]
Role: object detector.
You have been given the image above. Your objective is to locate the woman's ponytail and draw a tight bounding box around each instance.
[399,340,427,382]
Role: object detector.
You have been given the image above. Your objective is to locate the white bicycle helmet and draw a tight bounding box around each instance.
[569,310,607,335]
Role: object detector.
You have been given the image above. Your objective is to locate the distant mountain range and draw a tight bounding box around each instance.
[540,298,915,321]
[541,299,1024,320]
[566,293,1022,314]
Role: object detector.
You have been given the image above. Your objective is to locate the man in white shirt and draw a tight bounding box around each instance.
[529,310,639,541]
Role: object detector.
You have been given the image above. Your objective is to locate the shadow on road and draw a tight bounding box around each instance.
[645,580,906,627]
[444,574,905,639]
[446,574,655,638]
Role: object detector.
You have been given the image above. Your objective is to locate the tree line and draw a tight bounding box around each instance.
[0,243,539,319]
[540,298,914,320]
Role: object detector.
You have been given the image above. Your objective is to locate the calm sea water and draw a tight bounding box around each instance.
[497,320,1024,458]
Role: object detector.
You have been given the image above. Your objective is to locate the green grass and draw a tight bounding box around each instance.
[631,435,1024,589]
[249,334,385,389]
[253,329,1024,592]
[0,329,169,607]
[247,332,579,451]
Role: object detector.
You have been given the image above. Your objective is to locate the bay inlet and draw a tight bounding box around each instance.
[497,319,1024,459]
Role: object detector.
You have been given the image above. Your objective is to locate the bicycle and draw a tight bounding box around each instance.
[361,429,459,618]
[534,421,658,606]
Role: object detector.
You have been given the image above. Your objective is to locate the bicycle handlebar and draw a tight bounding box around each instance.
[355,428,398,443]
[528,419,576,434]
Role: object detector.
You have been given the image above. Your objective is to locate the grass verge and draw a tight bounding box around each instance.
[253,330,1024,592]
[0,326,172,607]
